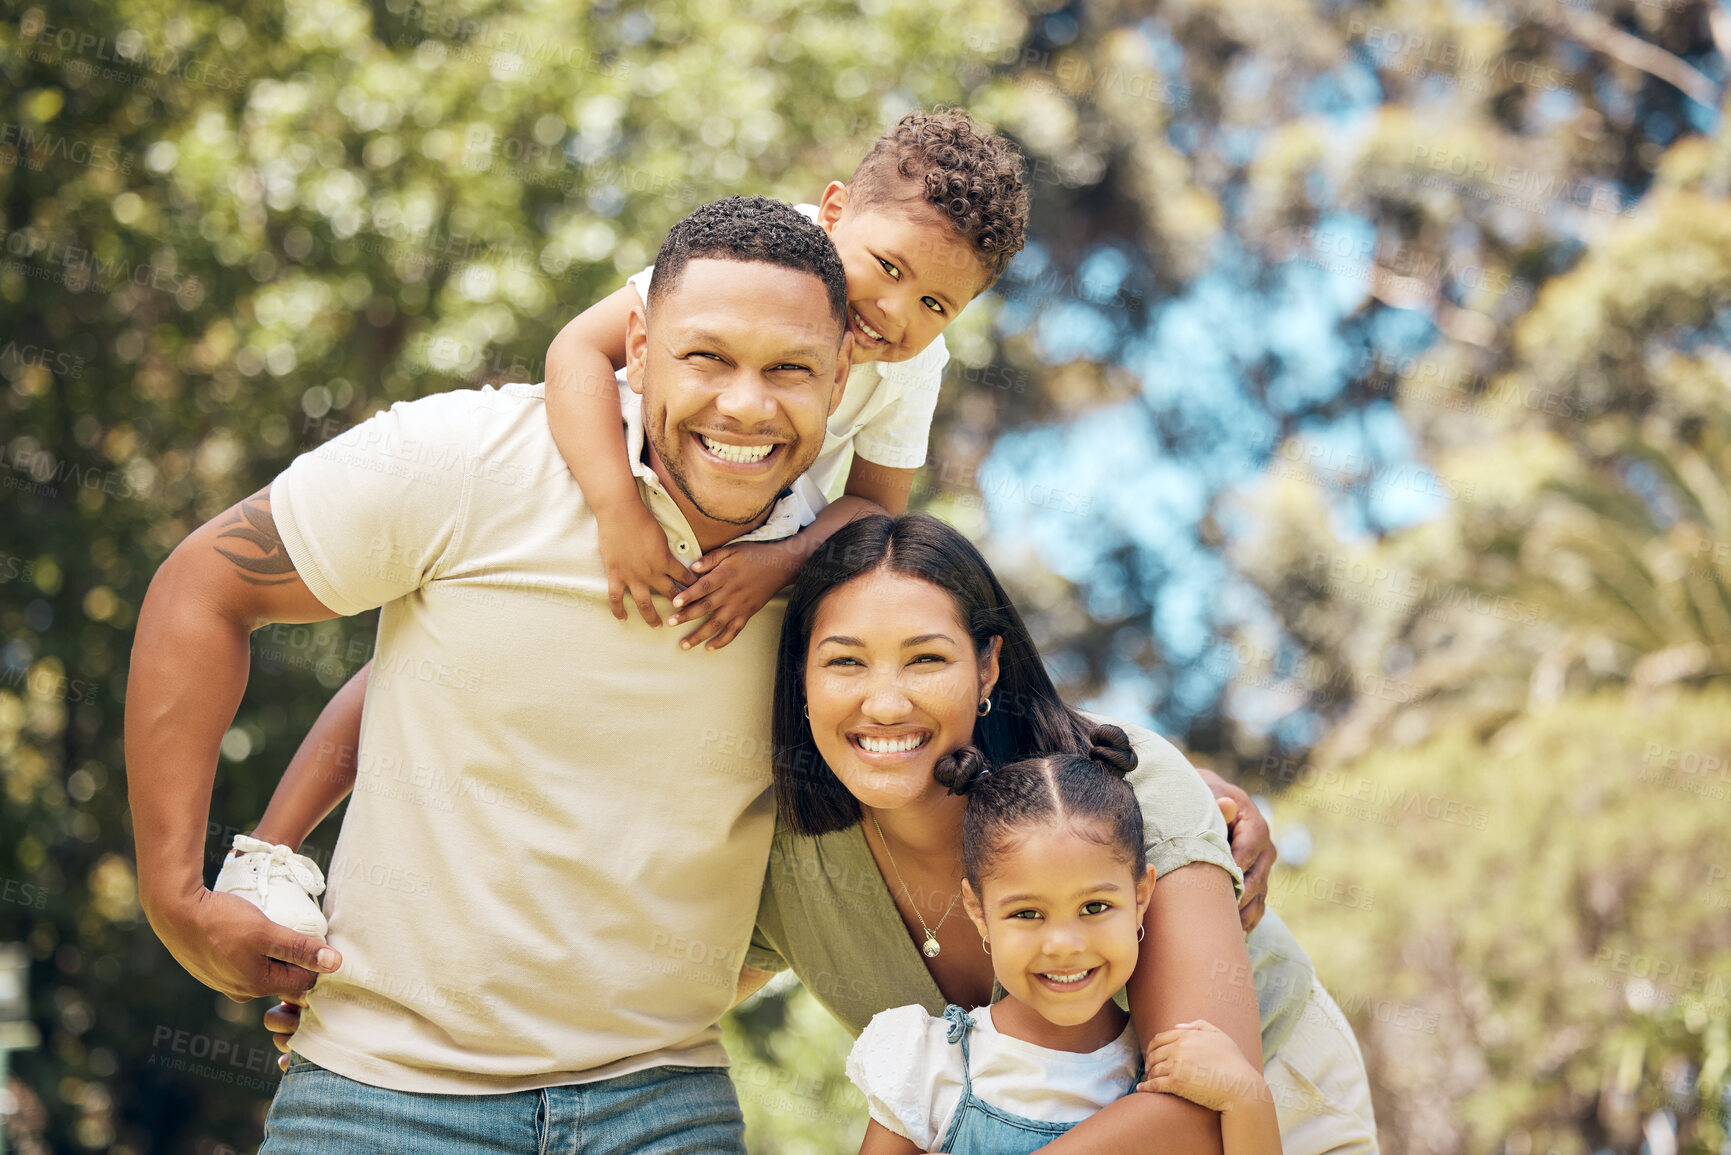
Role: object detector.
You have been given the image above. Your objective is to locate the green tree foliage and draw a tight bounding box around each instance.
[3,0,1728,1149]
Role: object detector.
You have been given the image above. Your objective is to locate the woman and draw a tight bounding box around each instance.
[265,515,1376,1150]
[741,514,1376,1150]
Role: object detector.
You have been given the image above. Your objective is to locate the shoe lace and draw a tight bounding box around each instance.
[232,835,326,898]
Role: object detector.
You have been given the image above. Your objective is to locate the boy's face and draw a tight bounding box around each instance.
[816,181,993,365]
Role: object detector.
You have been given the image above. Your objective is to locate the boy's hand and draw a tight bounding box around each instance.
[666,541,795,651]
[596,500,695,626]
[1139,1019,1269,1112]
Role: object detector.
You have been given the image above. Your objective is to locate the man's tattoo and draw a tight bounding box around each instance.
[214,489,297,586]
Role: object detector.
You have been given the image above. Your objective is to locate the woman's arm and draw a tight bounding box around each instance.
[1038,862,1259,1153]
[250,661,370,849]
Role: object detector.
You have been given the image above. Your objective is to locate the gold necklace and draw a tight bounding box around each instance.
[870,812,962,958]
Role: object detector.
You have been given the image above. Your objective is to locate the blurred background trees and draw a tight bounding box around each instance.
[0,0,1725,1149]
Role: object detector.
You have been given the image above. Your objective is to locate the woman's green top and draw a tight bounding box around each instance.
[747,715,1314,1063]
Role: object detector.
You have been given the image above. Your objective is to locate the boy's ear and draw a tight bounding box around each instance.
[815,180,850,232]
[962,879,989,940]
[623,301,649,395]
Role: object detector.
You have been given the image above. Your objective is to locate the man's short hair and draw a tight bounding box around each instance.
[646,196,848,335]
[847,108,1030,287]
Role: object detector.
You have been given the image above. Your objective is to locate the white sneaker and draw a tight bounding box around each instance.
[213,834,329,940]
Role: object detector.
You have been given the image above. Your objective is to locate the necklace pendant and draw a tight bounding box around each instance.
[922,934,942,958]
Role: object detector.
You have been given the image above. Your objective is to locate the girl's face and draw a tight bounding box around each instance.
[803,569,999,811]
[963,824,1155,1028]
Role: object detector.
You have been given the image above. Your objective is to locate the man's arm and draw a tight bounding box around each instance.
[1195,762,1275,933]
[126,485,345,1001]
[1039,863,1261,1153]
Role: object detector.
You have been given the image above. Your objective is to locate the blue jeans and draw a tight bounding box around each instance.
[259,1054,746,1154]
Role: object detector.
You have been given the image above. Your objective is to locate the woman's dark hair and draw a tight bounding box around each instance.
[772,513,1096,836]
[955,726,1146,894]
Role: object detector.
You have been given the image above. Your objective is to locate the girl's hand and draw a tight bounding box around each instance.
[667,542,795,651]
[596,500,695,626]
[1139,1019,1270,1113]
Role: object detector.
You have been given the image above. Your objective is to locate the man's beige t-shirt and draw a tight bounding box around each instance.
[272,381,809,1094]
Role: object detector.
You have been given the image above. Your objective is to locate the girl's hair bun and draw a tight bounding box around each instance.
[935,745,993,796]
[1087,724,1138,778]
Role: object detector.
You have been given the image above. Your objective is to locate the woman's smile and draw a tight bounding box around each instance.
[850,730,932,757]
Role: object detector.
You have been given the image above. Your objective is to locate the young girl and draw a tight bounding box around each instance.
[845,728,1280,1154]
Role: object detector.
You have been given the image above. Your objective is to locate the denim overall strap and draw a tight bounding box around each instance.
[943,1004,975,1090]
[934,1005,1078,1155]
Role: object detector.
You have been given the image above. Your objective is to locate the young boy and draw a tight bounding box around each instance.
[215,108,1030,926]
[544,107,1029,650]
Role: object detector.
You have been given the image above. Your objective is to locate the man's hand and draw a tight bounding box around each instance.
[666,541,793,651]
[149,887,341,1004]
[1200,767,1275,933]
[596,500,695,627]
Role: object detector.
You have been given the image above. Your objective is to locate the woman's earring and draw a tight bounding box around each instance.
[977,697,993,717]
[1137,924,1145,942]
[803,704,809,719]
[981,938,992,955]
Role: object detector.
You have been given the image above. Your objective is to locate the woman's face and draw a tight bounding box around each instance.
[804,569,1000,811]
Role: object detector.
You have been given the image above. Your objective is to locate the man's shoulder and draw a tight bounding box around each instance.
[330,383,548,453]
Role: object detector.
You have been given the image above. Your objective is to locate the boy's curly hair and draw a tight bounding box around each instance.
[848,109,1029,287]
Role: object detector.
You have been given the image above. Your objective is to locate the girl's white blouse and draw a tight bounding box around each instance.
[844,1003,1140,1150]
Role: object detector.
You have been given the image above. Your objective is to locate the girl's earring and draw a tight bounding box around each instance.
[977,697,993,717]
[803,704,809,719]
[980,938,992,955]
[1137,924,1145,942]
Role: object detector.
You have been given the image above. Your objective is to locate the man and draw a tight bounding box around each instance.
[125,197,852,1152]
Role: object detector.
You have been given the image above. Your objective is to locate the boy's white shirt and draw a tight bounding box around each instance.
[626,203,949,507]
